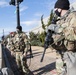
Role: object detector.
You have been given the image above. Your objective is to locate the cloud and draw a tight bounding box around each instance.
[21,20,40,26]
[14,6,28,15]
[0,0,9,7]
[34,12,42,17]
[20,6,28,12]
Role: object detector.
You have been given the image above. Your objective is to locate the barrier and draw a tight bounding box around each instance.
[0,43,3,68]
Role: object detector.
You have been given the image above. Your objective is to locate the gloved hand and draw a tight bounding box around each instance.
[46,24,60,33]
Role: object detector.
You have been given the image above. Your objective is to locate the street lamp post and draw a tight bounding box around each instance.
[9,0,23,27]
[15,0,20,27]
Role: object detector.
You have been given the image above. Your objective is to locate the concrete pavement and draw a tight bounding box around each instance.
[27,46,57,75]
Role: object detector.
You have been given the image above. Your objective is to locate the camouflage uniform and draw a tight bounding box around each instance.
[56,10,76,75]
[2,39,8,47]
[47,9,76,75]
[7,33,15,51]
[49,10,76,75]
[46,0,76,75]
[6,32,16,59]
[13,31,29,74]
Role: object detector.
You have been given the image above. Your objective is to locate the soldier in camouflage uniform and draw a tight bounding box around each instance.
[47,0,76,75]
[1,36,8,47]
[7,32,15,51]
[12,26,29,74]
[6,32,16,58]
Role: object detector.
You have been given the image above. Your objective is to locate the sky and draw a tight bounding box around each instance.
[0,0,76,37]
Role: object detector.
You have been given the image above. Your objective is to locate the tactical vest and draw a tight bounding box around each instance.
[57,10,76,41]
[57,10,76,51]
[14,32,26,52]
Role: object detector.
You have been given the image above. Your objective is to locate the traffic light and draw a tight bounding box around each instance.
[18,0,23,3]
[9,0,15,6]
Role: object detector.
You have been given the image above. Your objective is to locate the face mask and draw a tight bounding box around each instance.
[55,10,61,17]
[17,29,20,33]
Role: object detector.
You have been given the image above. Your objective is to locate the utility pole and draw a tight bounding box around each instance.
[9,0,23,27]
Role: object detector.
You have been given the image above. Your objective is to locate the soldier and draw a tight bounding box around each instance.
[12,26,29,74]
[1,36,8,47]
[7,32,15,51]
[7,32,15,56]
[46,0,76,75]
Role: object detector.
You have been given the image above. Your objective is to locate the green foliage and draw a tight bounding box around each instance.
[31,40,42,46]
[29,32,35,41]
[29,32,41,46]
[41,15,46,30]
[29,10,54,46]
[40,9,54,46]
[29,31,46,46]
[41,9,54,30]
[47,9,54,26]
[38,32,46,46]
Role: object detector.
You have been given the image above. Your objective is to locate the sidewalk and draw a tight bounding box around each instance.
[27,46,57,75]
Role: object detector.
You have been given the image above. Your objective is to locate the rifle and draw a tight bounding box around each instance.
[40,34,65,62]
[40,30,54,62]
[40,14,60,62]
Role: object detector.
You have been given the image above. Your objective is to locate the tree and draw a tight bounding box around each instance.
[41,9,54,31]
[29,32,43,46]
[29,10,54,46]
[29,32,36,41]
[40,10,54,46]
